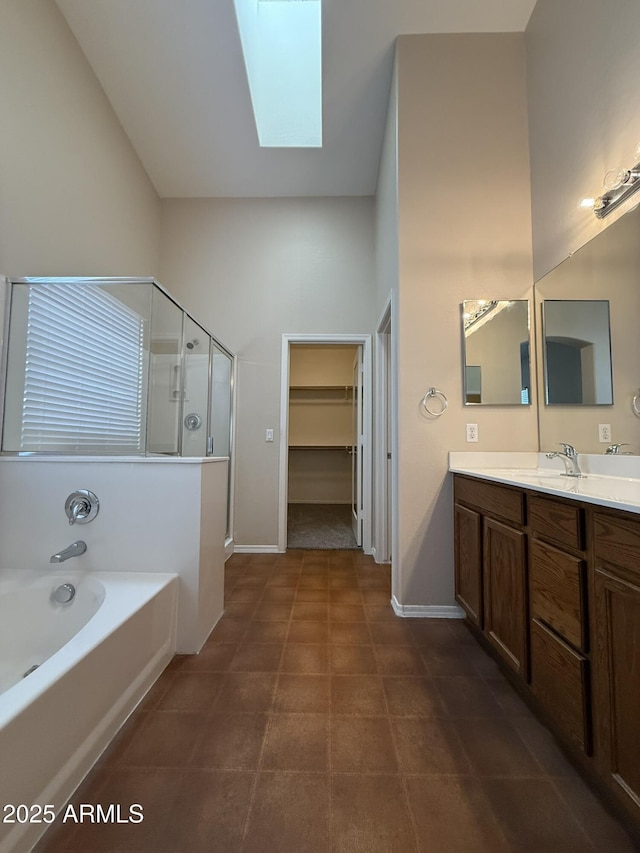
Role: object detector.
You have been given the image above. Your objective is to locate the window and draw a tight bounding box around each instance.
[233,0,322,147]
[11,284,145,453]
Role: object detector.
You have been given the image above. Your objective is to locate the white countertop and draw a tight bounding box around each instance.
[449,451,640,515]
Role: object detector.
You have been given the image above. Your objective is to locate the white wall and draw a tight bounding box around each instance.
[392,34,536,609]
[0,0,160,277]
[0,458,227,653]
[526,0,640,280]
[159,197,376,548]
[375,60,399,316]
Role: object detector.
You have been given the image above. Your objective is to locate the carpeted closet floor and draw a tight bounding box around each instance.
[287,503,357,550]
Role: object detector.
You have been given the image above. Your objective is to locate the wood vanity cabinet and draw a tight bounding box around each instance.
[528,495,591,754]
[453,473,640,832]
[453,502,482,627]
[592,510,640,814]
[483,517,527,677]
[454,476,527,676]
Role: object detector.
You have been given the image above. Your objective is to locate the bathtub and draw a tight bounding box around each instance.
[0,570,179,853]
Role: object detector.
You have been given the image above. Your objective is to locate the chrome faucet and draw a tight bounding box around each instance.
[605,443,630,455]
[50,540,87,563]
[545,443,583,477]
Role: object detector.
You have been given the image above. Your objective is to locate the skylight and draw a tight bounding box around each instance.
[233,0,322,148]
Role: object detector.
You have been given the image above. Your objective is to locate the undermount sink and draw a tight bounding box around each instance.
[478,467,567,480]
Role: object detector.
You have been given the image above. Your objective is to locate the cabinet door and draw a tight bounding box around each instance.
[484,518,527,677]
[593,565,640,811]
[530,618,590,754]
[454,503,483,627]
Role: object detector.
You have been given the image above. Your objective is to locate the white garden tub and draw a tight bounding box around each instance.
[0,569,178,853]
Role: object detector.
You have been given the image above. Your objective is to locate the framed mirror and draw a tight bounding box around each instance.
[542,300,613,405]
[461,299,531,405]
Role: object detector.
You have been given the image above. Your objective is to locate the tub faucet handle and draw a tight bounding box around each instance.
[69,497,88,524]
[65,490,99,525]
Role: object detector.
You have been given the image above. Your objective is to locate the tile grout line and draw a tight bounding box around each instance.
[379,636,423,853]
[546,774,608,852]
[237,554,300,851]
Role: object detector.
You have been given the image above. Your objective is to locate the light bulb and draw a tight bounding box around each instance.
[578,197,596,209]
[603,168,630,191]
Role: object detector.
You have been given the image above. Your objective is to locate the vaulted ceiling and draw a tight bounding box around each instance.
[55,0,537,198]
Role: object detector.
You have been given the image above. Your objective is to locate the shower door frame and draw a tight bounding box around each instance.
[278,333,372,555]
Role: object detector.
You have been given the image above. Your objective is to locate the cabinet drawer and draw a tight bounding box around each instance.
[529,495,583,551]
[529,539,587,651]
[594,511,640,576]
[531,618,590,754]
[454,476,524,526]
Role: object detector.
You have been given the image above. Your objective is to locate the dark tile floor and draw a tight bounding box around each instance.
[37,551,638,852]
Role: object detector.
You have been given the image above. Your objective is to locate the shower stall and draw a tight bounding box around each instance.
[2,277,234,458]
[0,277,235,532]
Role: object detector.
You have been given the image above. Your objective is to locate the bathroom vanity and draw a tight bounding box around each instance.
[451,456,640,832]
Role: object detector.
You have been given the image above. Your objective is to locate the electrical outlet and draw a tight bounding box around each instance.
[466,423,478,443]
[265,428,274,442]
[598,423,611,443]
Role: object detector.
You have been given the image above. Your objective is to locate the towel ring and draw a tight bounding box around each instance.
[421,387,448,418]
[632,392,640,417]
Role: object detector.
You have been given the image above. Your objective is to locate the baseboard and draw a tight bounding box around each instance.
[369,547,391,565]
[391,596,465,619]
[233,545,284,554]
[224,538,234,561]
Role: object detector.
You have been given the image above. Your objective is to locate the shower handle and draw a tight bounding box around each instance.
[65,490,100,525]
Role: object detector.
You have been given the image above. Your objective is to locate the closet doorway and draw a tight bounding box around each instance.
[279,335,371,553]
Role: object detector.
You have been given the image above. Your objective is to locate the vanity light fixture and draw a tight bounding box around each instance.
[463,299,498,330]
[581,144,640,218]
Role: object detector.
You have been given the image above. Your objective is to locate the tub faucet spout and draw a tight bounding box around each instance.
[50,541,87,563]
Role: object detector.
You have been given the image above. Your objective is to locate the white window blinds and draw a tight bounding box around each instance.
[20,284,145,453]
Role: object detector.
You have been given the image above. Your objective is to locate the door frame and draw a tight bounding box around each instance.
[374,295,393,564]
[279,333,372,554]
[351,347,363,546]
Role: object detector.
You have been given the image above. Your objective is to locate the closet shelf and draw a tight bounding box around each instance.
[289,445,352,451]
[289,385,353,391]
[289,385,354,403]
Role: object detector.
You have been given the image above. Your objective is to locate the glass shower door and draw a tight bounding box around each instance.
[210,344,232,457]
[210,342,234,538]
